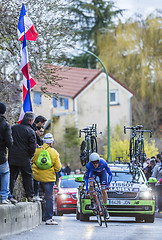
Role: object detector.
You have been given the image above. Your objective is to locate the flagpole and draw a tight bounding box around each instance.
[77,49,111,162]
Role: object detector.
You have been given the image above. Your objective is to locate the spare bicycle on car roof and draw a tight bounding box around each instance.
[79,124,100,166]
[124,125,152,176]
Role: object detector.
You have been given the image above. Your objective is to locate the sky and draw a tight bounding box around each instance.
[115,0,162,21]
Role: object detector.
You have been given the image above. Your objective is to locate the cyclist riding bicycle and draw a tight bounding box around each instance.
[85,152,112,217]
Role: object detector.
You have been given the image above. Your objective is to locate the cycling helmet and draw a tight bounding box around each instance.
[89,152,100,162]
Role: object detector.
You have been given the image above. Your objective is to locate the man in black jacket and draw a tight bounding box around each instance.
[8,112,37,202]
[0,103,13,204]
[32,115,47,146]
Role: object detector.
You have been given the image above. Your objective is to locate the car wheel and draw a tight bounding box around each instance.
[144,214,154,223]
[80,212,89,221]
[76,207,80,220]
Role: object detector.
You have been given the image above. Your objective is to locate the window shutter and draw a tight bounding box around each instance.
[64,98,69,109]
[34,92,41,105]
[53,97,57,108]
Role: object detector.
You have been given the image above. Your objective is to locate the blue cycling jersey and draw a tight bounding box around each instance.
[85,158,112,191]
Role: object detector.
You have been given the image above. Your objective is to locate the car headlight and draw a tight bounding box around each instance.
[139,191,152,200]
[59,194,71,199]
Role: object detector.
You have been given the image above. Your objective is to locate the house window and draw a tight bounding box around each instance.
[110,90,118,105]
[53,97,69,109]
[33,92,41,105]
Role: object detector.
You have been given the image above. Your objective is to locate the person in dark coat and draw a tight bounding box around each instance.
[65,162,71,175]
[0,103,13,204]
[8,112,37,202]
[32,115,47,147]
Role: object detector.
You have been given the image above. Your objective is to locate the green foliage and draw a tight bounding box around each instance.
[67,0,123,68]
[144,139,158,158]
[97,13,162,135]
[64,127,80,147]
[55,126,81,170]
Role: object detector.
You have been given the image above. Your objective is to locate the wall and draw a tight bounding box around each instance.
[75,73,133,136]
[0,202,42,238]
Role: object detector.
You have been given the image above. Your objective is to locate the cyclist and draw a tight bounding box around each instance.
[85,152,112,217]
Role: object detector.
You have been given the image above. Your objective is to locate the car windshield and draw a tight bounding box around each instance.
[112,171,145,183]
[60,178,81,188]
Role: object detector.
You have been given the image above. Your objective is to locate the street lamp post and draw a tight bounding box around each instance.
[78,49,111,162]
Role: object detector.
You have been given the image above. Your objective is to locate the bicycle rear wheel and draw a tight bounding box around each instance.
[80,140,89,166]
[91,135,97,153]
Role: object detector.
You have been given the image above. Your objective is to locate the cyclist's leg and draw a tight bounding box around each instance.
[88,172,96,209]
[98,171,109,220]
[99,170,109,204]
[101,188,108,205]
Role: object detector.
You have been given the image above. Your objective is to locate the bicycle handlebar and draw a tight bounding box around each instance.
[124,125,152,137]
[124,125,143,134]
[79,124,97,137]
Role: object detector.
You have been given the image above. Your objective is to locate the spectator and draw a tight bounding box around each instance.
[59,164,66,176]
[143,159,152,180]
[32,115,47,147]
[32,133,61,225]
[150,159,156,173]
[65,162,71,175]
[151,154,162,212]
[156,154,161,165]
[75,169,81,174]
[0,103,13,204]
[152,154,162,180]
[8,112,36,202]
[32,115,47,200]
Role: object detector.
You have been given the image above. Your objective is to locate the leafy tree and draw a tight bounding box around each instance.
[54,126,81,170]
[0,0,74,121]
[97,12,162,135]
[67,0,123,68]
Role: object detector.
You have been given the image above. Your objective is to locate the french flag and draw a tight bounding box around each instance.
[17,3,38,41]
[18,33,35,123]
[17,4,37,123]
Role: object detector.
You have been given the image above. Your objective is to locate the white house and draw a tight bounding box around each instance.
[31,65,134,141]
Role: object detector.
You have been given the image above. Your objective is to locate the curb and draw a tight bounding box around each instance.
[0,201,42,238]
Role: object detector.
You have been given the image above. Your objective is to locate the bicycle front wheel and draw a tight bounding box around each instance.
[102,205,108,228]
[97,212,102,226]
[96,193,102,227]
[98,193,108,228]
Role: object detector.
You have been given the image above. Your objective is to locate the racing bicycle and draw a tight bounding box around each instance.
[124,125,152,168]
[79,124,98,166]
[91,179,108,227]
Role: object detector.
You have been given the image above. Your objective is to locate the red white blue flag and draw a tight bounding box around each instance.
[18,4,38,123]
[17,3,38,41]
